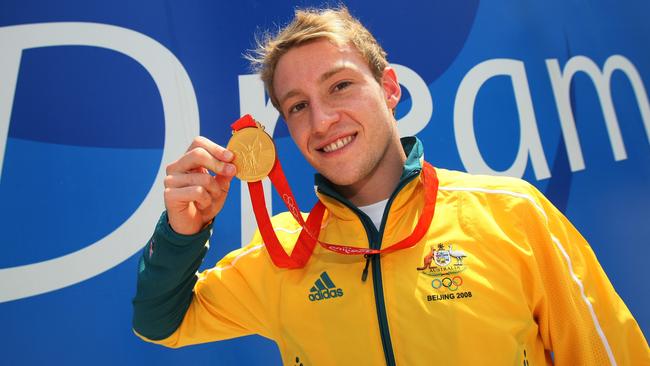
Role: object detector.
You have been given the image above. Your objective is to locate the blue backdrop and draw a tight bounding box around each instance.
[1,1,648,364]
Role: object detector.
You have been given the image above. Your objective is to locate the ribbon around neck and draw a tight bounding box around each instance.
[231,115,439,269]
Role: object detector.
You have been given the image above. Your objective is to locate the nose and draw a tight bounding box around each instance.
[310,99,339,135]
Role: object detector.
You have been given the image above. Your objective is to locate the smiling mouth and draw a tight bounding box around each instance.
[319,134,356,153]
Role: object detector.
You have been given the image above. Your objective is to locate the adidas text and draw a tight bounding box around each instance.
[308,272,344,302]
[308,288,344,301]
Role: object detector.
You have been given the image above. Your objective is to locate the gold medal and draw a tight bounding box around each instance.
[227,121,276,182]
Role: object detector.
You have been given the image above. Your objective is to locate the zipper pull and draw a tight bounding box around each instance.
[361,254,371,282]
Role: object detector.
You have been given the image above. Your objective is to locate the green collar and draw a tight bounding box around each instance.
[314,136,424,206]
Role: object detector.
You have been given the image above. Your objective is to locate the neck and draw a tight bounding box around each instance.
[335,138,407,207]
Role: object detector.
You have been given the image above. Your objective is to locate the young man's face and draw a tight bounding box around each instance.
[273,38,401,188]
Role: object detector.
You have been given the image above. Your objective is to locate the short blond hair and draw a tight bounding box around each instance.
[246,6,388,111]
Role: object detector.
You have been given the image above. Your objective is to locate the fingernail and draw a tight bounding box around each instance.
[223,150,234,161]
[225,164,235,175]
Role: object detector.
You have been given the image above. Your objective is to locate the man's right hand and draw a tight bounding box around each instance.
[163,136,237,235]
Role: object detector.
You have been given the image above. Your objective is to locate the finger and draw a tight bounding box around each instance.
[165,173,226,202]
[164,186,212,210]
[214,174,234,194]
[166,147,236,177]
[164,172,219,192]
[186,136,234,163]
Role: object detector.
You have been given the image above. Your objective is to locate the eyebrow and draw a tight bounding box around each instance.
[278,64,352,107]
[319,64,348,83]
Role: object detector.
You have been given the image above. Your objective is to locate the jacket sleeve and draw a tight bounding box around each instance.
[132,212,276,347]
[132,211,212,341]
[523,185,649,365]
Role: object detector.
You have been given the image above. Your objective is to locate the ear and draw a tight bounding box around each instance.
[381,67,401,110]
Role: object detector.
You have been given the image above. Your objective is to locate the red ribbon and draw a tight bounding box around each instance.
[232,115,439,269]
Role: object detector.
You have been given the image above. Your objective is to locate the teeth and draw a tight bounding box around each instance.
[323,135,353,153]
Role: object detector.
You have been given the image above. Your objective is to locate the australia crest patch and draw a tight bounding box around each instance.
[417,243,468,277]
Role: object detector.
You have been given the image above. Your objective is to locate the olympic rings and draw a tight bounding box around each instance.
[431,276,463,291]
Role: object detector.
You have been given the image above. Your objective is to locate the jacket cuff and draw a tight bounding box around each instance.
[155,211,214,246]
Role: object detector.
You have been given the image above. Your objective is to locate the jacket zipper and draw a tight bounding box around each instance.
[368,242,396,366]
[361,255,371,282]
[318,169,420,366]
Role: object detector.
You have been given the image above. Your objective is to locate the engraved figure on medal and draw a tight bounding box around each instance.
[227,124,276,182]
[236,133,262,175]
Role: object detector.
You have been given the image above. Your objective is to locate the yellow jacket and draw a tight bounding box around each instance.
[133,137,649,365]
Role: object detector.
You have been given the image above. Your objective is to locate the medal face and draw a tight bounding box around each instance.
[227,126,276,182]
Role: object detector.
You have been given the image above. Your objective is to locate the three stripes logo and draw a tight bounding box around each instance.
[308,272,344,302]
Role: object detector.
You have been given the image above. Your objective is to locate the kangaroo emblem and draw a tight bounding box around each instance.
[417,243,466,272]
[417,246,436,271]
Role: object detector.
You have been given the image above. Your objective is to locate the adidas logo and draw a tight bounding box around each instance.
[308,272,344,302]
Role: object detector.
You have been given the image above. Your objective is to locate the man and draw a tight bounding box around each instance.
[132,7,649,365]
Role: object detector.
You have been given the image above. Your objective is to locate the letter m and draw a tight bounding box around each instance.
[546,55,650,172]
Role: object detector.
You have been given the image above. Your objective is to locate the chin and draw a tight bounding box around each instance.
[320,170,360,186]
